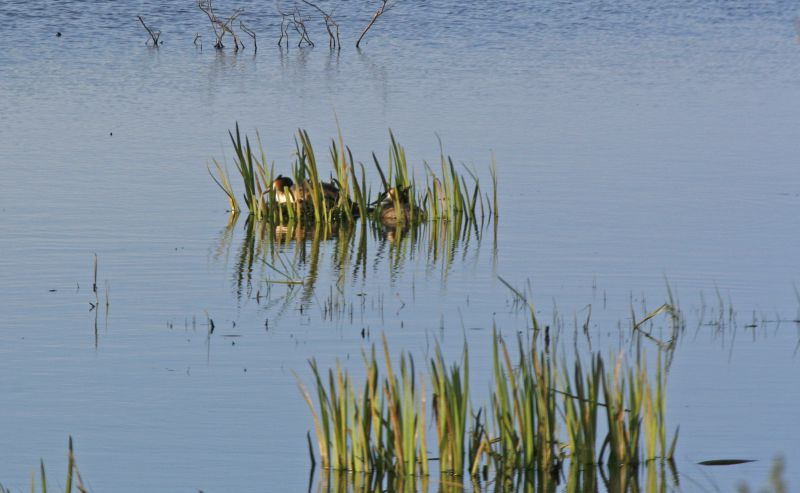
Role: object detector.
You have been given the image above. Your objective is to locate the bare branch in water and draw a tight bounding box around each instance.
[198,0,244,51]
[356,0,393,49]
[301,0,340,50]
[222,9,246,51]
[277,5,314,48]
[137,15,161,46]
[292,8,315,47]
[278,10,290,47]
[240,21,257,52]
[198,0,223,48]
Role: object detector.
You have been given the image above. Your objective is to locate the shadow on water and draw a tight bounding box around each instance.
[313,460,679,493]
[212,213,496,306]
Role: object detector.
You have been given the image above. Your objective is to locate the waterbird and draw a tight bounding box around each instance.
[376,186,412,226]
[265,175,339,205]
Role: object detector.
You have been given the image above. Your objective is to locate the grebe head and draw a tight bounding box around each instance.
[271,175,294,191]
[264,175,297,204]
[379,186,410,206]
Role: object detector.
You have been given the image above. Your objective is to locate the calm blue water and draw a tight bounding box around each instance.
[1,1,799,491]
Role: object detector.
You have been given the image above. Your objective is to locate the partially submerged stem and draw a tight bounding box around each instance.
[240,21,257,52]
[356,0,392,49]
[301,0,340,49]
[137,15,161,46]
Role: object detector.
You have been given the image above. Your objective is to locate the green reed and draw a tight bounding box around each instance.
[562,355,602,466]
[299,310,679,481]
[643,351,679,463]
[382,334,427,476]
[298,130,330,224]
[299,336,428,476]
[301,331,677,482]
[423,154,482,222]
[429,342,470,476]
[599,351,676,466]
[208,160,240,213]
[371,133,425,225]
[230,123,268,218]
[329,134,354,223]
[601,355,642,465]
[6,437,88,493]
[488,330,559,472]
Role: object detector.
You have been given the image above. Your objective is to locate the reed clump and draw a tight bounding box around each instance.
[209,124,497,228]
[297,336,428,476]
[299,321,679,482]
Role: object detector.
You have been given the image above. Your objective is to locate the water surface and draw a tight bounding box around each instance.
[1,1,799,491]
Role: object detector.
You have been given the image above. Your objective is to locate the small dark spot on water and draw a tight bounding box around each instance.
[49,289,57,292]
[698,459,757,466]
[56,32,61,37]
[109,132,113,136]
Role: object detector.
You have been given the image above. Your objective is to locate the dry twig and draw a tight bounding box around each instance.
[198,0,245,50]
[301,0,340,49]
[356,0,393,48]
[240,21,257,52]
[277,5,314,48]
[278,10,290,47]
[137,15,161,46]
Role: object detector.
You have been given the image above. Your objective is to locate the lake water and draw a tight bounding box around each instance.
[1,0,799,491]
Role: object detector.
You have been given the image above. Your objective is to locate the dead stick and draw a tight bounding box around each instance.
[137,15,160,46]
[356,0,389,48]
